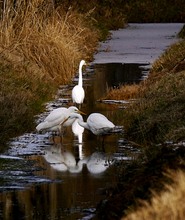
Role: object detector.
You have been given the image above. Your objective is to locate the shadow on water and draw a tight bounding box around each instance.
[0,63,148,219]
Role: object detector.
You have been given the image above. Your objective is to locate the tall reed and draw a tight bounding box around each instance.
[0,0,99,144]
[0,0,99,84]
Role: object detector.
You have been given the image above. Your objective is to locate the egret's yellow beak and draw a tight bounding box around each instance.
[61,110,86,125]
[77,110,86,115]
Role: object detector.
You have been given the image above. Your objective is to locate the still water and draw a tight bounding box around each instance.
[0,63,147,219]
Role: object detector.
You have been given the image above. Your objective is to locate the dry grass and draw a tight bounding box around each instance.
[0,0,99,84]
[122,170,185,220]
[0,0,99,144]
[147,40,185,82]
[105,38,185,144]
[105,84,140,100]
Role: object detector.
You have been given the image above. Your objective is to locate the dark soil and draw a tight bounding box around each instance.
[95,143,185,220]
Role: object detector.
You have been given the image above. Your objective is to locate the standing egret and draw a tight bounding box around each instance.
[72,60,86,106]
[36,106,85,135]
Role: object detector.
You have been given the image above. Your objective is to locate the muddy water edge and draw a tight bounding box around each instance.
[0,62,147,220]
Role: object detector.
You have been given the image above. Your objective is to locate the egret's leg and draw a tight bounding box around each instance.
[101,136,106,152]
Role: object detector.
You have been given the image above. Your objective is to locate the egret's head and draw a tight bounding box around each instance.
[80,60,86,66]
[68,106,86,115]
[68,106,78,112]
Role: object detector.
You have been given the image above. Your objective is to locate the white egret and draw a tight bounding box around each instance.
[65,112,115,135]
[63,112,123,146]
[72,60,86,105]
[36,106,85,135]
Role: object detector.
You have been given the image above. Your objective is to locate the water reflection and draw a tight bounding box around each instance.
[43,140,114,175]
[92,63,149,94]
[84,63,149,111]
[43,145,75,172]
[84,151,114,174]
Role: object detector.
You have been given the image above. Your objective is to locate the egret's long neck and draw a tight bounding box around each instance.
[78,63,83,87]
[78,120,89,130]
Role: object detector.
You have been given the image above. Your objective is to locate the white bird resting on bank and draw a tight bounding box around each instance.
[63,112,123,136]
[36,106,85,135]
[72,60,86,106]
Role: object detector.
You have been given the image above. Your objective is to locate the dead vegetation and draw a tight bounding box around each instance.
[0,0,99,144]
[122,170,185,220]
[105,84,140,100]
[0,0,99,84]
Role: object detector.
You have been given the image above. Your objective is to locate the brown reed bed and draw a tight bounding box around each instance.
[0,0,99,84]
[105,84,140,100]
[122,169,185,220]
[0,0,99,145]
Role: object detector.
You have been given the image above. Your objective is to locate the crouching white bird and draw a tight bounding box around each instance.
[63,112,117,136]
[72,60,86,105]
[62,112,121,147]
[36,106,85,135]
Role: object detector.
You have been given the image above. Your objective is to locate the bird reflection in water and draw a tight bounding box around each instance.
[43,142,114,174]
[72,118,85,160]
[43,143,80,172]
[69,151,114,174]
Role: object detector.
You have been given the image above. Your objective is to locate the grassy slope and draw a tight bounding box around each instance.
[123,39,185,144]
[105,30,185,144]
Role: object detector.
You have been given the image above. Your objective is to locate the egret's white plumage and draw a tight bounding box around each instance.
[72,60,86,104]
[66,112,115,135]
[36,106,84,134]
